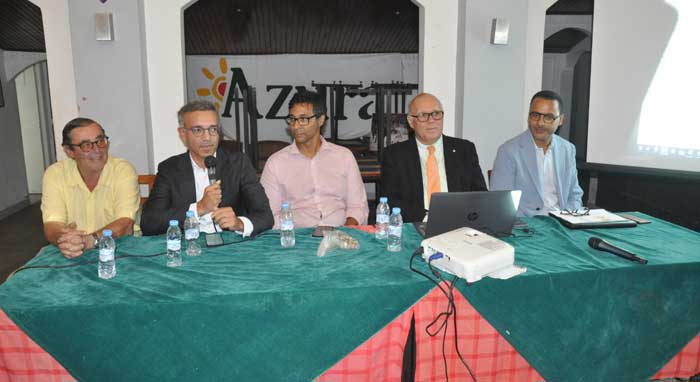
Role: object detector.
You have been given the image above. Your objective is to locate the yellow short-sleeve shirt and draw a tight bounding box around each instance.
[41,156,140,233]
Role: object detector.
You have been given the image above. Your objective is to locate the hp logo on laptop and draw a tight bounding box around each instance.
[467,211,479,221]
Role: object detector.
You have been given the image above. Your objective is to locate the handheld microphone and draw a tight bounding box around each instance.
[204,156,217,185]
[588,237,648,264]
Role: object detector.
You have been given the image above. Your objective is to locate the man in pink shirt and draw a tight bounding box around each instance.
[261,90,369,229]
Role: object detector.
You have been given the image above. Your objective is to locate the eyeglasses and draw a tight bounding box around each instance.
[285,114,320,126]
[68,136,109,152]
[528,111,560,123]
[560,208,590,217]
[183,126,221,137]
[410,111,444,122]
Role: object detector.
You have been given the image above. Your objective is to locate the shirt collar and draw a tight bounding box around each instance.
[531,133,556,153]
[67,155,112,188]
[290,136,327,156]
[415,135,444,153]
[189,151,216,171]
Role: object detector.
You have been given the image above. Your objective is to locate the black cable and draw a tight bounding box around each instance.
[409,248,478,382]
[8,231,281,278]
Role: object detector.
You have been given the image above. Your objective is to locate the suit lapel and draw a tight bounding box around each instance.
[179,152,197,204]
[407,136,424,208]
[519,132,544,201]
[442,136,460,192]
[550,137,566,204]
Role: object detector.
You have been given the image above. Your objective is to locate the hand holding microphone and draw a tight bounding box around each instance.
[197,180,222,215]
[588,237,648,264]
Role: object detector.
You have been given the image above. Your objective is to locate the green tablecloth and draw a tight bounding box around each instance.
[460,214,700,382]
[0,227,431,381]
[1,214,699,382]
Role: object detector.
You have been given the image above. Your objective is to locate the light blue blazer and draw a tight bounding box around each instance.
[490,130,584,217]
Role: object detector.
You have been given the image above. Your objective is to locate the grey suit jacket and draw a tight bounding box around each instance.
[490,130,583,217]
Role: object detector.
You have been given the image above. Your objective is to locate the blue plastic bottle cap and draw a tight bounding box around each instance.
[102,229,112,237]
[186,210,195,218]
[379,197,388,203]
[392,207,401,214]
[281,202,289,209]
[169,220,179,226]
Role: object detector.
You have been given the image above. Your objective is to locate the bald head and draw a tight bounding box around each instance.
[408,93,443,114]
[407,92,444,145]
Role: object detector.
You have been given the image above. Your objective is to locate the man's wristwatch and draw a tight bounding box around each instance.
[91,233,100,248]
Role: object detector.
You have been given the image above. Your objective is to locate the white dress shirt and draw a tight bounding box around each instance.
[535,140,560,214]
[187,153,253,236]
[415,136,449,212]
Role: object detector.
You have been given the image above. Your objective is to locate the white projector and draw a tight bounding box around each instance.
[421,227,515,283]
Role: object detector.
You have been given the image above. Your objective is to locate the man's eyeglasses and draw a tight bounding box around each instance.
[285,114,320,126]
[528,111,560,123]
[560,208,590,217]
[410,111,444,122]
[68,136,109,152]
[183,126,221,137]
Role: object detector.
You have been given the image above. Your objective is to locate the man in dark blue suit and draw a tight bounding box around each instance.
[380,93,487,223]
[141,100,273,236]
[490,90,583,217]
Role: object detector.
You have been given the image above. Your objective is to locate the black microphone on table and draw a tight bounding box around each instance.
[204,156,217,185]
[588,237,648,264]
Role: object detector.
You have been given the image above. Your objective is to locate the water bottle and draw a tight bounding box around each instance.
[375,197,390,240]
[280,202,296,248]
[387,207,403,252]
[184,210,201,257]
[166,220,182,267]
[98,229,116,279]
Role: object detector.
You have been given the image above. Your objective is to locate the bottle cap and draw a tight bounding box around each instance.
[281,202,290,209]
[102,229,112,237]
[379,197,388,203]
[169,220,179,226]
[186,210,195,218]
[392,207,401,214]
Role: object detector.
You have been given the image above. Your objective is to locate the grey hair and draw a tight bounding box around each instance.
[177,99,220,126]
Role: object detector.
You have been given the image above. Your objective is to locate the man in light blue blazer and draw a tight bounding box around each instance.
[490,90,584,217]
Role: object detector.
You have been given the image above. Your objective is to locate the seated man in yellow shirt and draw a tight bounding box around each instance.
[41,118,140,258]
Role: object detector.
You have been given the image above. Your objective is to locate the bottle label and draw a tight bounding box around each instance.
[167,240,181,251]
[280,221,294,231]
[99,249,114,262]
[185,228,199,240]
[376,214,389,224]
[388,226,402,237]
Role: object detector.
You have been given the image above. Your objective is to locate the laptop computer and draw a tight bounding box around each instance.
[415,190,522,238]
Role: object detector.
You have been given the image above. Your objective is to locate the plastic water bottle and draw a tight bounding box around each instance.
[375,197,390,240]
[280,202,296,248]
[184,210,201,257]
[98,229,116,279]
[387,207,403,252]
[166,220,182,267]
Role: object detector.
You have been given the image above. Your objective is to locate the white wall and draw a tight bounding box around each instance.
[29,0,78,161]
[15,68,44,194]
[0,49,29,212]
[413,0,460,138]
[68,0,152,173]
[143,0,194,170]
[460,0,553,181]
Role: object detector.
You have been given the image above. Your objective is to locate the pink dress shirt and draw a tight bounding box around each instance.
[260,137,369,229]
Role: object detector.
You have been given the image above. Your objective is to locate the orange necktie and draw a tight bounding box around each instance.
[426,145,441,204]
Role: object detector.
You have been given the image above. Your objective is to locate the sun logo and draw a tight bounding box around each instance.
[196,57,229,110]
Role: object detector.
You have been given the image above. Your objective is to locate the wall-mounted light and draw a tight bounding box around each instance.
[491,18,509,45]
[95,13,114,41]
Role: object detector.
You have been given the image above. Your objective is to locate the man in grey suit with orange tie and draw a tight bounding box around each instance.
[490,90,584,217]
